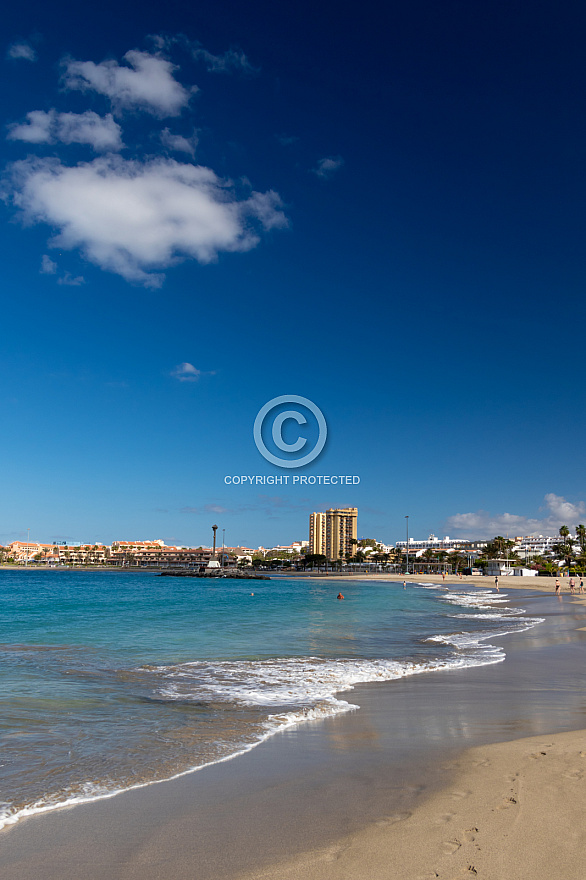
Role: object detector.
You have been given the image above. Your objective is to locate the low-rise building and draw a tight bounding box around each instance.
[512,535,563,559]
[395,534,472,552]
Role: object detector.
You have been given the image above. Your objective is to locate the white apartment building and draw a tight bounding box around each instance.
[512,535,566,558]
[257,543,308,558]
[395,534,469,552]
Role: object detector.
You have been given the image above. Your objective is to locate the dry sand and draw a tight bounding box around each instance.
[238,727,586,880]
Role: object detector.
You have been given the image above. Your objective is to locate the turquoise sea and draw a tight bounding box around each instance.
[0,570,543,828]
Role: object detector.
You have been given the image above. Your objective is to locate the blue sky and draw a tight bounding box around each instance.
[2,0,586,548]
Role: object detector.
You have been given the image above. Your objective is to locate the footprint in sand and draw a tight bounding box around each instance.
[321,843,351,862]
[463,827,478,842]
[497,796,518,810]
[434,812,456,825]
[562,770,583,780]
[449,789,472,800]
[529,751,547,759]
[442,838,462,854]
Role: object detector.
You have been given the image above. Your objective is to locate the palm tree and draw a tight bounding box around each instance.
[575,549,586,574]
[451,553,466,573]
[436,550,448,570]
[485,536,515,559]
[575,524,586,553]
[556,526,574,570]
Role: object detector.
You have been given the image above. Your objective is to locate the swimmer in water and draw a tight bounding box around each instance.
[337,593,344,600]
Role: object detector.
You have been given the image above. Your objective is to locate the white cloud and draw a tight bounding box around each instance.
[8,110,54,144]
[57,271,85,286]
[63,50,192,117]
[8,110,123,151]
[170,362,215,382]
[191,46,256,75]
[444,494,586,539]
[543,492,585,524]
[7,42,36,62]
[245,190,290,230]
[160,127,198,156]
[312,156,344,179]
[171,362,202,382]
[56,112,123,150]
[150,34,256,75]
[205,503,227,513]
[40,254,57,274]
[8,156,287,287]
[39,254,84,285]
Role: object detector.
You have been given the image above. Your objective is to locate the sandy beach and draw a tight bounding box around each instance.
[302,571,579,593]
[237,726,586,880]
[1,581,585,880]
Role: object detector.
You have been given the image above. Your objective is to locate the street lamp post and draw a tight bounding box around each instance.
[222,529,225,569]
[405,515,409,575]
[212,524,218,560]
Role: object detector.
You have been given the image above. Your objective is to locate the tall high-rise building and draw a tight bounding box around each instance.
[309,511,326,556]
[308,507,358,561]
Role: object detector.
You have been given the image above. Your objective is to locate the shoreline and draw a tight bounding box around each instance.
[1,584,584,878]
[0,567,574,590]
[293,571,576,592]
[0,575,523,834]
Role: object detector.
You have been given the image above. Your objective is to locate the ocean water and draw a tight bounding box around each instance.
[0,570,543,829]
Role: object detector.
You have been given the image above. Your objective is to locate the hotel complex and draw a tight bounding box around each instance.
[2,540,307,567]
[2,522,579,572]
[309,507,358,561]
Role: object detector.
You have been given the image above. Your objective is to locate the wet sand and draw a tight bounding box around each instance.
[1,587,585,879]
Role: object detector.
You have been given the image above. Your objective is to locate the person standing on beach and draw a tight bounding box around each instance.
[580,578,584,594]
[569,577,575,593]
[555,578,560,594]
[494,576,499,592]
